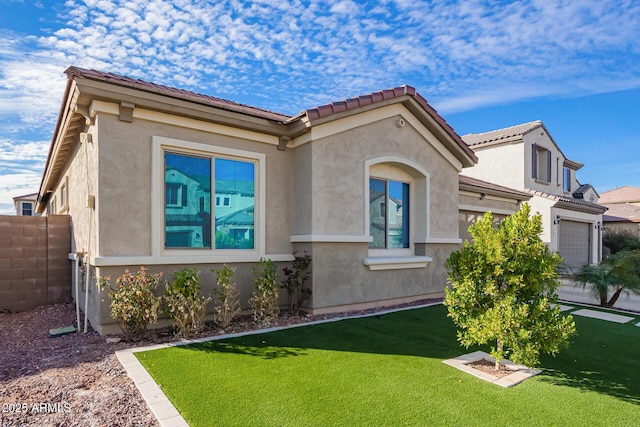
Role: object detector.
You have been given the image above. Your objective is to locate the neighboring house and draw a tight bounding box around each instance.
[13,193,40,216]
[37,67,483,334]
[600,186,640,236]
[461,121,607,271]
[458,175,532,241]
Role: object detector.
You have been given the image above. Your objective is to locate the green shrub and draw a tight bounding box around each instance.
[603,229,640,255]
[163,268,211,338]
[98,266,162,341]
[212,264,241,328]
[281,252,312,315]
[249,258,280,326]
[444,204,575,369]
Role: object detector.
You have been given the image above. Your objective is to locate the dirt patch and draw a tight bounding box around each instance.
[468,358,514,379]
[1,299,440,426]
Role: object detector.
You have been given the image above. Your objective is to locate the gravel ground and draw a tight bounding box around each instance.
[1,299,441,427]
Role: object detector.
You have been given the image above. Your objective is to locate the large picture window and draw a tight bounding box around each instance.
[369,177,410,249]
[164,153,255,250]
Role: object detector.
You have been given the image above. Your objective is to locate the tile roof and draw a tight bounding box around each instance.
[301,85,477,162]
[603,203,640,222]
[572,183,598,199]
[462,121,544,146]
[65,67,291,123]
[64,67,476,163]
[216,206,254,226]
[599,186,640,204]
[527,189,608,214]
[459,175,531,200]
[461,120,583,169]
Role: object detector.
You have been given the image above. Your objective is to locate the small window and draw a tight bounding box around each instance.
[369,178,410,249]
[532,144,552,182]
[21,202,33,216]
[563,167,571,192]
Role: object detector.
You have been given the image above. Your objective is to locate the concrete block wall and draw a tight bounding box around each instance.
[0,215,71,313]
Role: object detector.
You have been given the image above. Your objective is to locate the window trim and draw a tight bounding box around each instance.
[532,144,552,183]
[21,201,33,216]
[152,136,266,260]
[364,157,431,269]
[563,167,571,192]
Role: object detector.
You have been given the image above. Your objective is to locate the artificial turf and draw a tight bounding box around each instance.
[136,304,640,426]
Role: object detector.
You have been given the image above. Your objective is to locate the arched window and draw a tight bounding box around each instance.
[365,157,430,266]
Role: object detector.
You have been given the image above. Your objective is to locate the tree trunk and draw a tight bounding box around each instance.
[606,287,623,308]
[495,338,503,370]
[599,289,608,307]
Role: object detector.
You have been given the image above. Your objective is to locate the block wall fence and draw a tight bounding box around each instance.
[0,215,71,313]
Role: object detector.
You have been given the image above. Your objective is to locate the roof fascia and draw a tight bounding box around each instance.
[459,182,532,201]
[73,77,288,137]
[36,79,82,213]
[291,94,477,168]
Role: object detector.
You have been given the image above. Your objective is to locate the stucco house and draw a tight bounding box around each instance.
[13,193,41,216]
[37,67,499,334]
[461,121,607,271]
[600,186,640,236]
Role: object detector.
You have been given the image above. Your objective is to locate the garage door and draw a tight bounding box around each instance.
[558,220,591,271]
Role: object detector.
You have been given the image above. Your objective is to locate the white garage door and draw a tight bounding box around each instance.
[558,220,591,271]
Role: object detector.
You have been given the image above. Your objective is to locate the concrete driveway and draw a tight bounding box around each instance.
[558,279,640,312]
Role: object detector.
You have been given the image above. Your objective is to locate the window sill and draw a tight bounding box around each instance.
[363,256,432,271]
[534,179,551,185]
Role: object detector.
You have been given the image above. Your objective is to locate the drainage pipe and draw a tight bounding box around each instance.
[75,254,81,332]
[84,252,90,333]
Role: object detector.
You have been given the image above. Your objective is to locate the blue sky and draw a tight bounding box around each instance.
[0,0,639,214]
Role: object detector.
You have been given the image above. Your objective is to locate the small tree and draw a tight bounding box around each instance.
[281,252,312,315]
[249,258,280,326]
[444,204,576,369]
[163,268,211,337]
[574,250,640,308]
[212,264,242,328]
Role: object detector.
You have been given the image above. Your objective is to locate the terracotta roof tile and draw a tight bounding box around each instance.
[303,85,477,164]
[64,66,292,123]
[462,121,544,146]
[603,203,640,222]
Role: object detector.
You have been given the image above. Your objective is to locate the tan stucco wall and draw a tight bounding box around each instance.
[299,242,453,311]
[59,102,473,335]
[95,113,291,257]
[301,114,462,238]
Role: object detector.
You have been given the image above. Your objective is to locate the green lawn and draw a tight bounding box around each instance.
[136,304,640,426]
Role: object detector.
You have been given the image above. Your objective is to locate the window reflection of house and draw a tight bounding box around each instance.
[164,162,210,248]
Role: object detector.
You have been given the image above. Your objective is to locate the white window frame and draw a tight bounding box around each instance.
[21,201,33,216]
[152,136,266,261]
[368,168,414,257]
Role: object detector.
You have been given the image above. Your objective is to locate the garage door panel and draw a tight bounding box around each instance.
[558,220,591,271]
